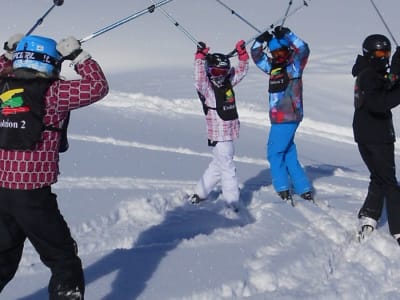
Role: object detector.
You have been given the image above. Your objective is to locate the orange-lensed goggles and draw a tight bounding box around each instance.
[271,48,289,59]
[208,67,229,77]
[374,49,391,58]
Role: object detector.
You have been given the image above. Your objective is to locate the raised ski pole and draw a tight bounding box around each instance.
[79,0,174,44]
[150,0,203,48]
[26,0,64,35]
[280,0,293,27]
[215,0,261,33]
[369,0,398,47]
[226,0,310,57]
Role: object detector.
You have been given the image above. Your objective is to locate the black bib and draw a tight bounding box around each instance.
[269,64,290,93]
[212,81,238,121]
[0,77,53,150]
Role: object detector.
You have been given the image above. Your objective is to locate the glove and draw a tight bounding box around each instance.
[56,36,91,64]
[255,31,273,43]
[390,46,400,75]
[273,26,291,39]
[195,41,209,60]
[3,33,24,60]
[235,40,249,61]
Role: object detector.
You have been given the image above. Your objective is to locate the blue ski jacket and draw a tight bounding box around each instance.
[251,31,310,124]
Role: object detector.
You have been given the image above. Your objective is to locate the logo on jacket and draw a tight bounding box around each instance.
[225,88,235,103]
[0,88,30,116]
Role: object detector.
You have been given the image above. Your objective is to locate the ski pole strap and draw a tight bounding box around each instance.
[80,0,174,43]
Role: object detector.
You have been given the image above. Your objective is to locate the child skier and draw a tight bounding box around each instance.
[188,40,249,212]
[352,33,400,245]
[0,34,109,299]
[250,26,313,205]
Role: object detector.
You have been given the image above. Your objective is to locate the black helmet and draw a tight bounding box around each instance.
[205,53,231,86]
[362,34,391,58]
[206,53,230,70]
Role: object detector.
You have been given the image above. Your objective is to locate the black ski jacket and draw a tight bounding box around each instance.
[352,55,400,144]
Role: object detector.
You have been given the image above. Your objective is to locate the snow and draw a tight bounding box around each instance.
[2,0,400,299]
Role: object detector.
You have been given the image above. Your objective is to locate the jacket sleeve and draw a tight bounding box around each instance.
[50,58,109,112]
[360,70,400,112]
[251,40,271,74]
[285,31,310,76]
[194,57,209,95]
[231,58,249,87]
[0,54,13,74]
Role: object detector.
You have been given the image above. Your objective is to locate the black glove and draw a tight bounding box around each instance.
[197,41,207,52]
[255,31,273,43]
[273,26,291,39]
[57,36,91,64]
[390,46,400,75]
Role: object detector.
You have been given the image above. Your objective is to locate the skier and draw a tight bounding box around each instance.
[250,26,313,205]
[352,33,400,245]
[188,40,249,212]
[0,34,109,298]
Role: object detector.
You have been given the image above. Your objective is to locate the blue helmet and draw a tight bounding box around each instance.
[12,35,62,76]
[268,37,289,52]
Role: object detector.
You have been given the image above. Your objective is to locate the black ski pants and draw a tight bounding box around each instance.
[0,186,84,299]
[358,143,400,235]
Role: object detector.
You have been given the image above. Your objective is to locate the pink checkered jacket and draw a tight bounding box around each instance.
[194,57,249,142]
[0,55,109,190]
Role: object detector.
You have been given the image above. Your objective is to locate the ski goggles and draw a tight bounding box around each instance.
[271,48,289,59]
[208,66,230,77]
[373,49,391,58]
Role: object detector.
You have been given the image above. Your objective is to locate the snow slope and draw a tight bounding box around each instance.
[2,44,400,300]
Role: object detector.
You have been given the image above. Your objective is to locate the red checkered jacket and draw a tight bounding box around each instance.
[0,55,109,190]
[194,57,248,142]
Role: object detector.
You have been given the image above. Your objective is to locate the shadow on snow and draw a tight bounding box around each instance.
[17,163,351,299]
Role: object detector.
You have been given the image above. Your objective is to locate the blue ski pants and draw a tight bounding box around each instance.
[267,122,311,195]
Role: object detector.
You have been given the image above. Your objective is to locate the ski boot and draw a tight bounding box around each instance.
[187,194,205,204]
[278,190,295,207]
[225,201,241,213]
[301,191,313,201]
[301,191,316,204]
[357,216,377,242]
[50,286,83,300]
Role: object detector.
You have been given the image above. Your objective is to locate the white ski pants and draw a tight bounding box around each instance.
[195,141,239,203]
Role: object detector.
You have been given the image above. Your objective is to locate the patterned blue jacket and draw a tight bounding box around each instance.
[251,31,310,124]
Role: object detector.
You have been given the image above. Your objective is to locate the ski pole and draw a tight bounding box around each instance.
[280,0,293,27]
[369,0,398,47]
[150,0,203,48]
[79,0,174,44]
[26,0,64,36]
[215,0,262,33]
[226,0,310,57]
